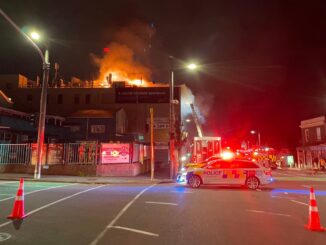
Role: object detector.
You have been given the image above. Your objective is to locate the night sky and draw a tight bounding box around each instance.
[1,0,326,150]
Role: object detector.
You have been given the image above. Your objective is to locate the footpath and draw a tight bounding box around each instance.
[0,173,173,185]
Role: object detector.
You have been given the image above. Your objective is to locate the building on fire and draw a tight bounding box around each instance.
[0,74,186,175]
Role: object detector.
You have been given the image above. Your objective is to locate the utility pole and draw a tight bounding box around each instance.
[169,71,175,179]
[150,107,155,180]
[0,8,50,179]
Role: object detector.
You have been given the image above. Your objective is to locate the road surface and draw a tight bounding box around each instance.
[0,171,325,244]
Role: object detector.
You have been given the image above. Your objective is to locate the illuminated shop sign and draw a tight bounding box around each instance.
[101,143,130,163]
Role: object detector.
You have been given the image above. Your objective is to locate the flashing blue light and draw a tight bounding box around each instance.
[271,189,326,196]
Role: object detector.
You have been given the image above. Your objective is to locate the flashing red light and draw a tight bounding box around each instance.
[221,151,235,160]
[103,47,110,53]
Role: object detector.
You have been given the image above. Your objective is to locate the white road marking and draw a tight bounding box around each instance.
[146,201,178,206]
[0,232,11,242]
[0,185,105,228]
[284,192,288,194]
[0,194,14,196]
[90,184,157,245]
[0,183,77,202]
[0,181,17,185]
[290,200,309,206]
[246,209,292,217]
[302,185,320,188]
[271,196,292,200]
[111,226,159,237]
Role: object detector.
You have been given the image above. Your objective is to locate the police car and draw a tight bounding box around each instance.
[184,159,273,190]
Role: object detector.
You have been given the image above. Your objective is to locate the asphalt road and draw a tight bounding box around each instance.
[0,172,325,245]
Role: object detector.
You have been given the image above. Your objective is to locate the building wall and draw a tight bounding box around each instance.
[0,75,181,146]
[65,117,115,142]
[300,116,326,146]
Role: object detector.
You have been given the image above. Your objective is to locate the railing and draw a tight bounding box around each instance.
[0,144,31,165]
[63,143,98,165]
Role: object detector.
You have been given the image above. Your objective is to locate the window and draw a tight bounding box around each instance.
[57,94,63,104]
[207,161,231,169]
[91,125,105,133]
[100,94,110,104]
[5,83,12,90]
[85,94,91,104]
[27,94,33,102]
[317,127,321,141]
[305,129,310,142]
[236,161,259,168]
[74,94,80,104]
[70,125,80,132]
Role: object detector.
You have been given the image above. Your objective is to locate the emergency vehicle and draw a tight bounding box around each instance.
[184,158,273,190]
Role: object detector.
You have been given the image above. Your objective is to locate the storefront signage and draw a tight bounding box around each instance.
[101,143,130,163]
[115,87,179,103]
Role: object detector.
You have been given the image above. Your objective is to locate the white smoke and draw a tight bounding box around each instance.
[180,84,208,124]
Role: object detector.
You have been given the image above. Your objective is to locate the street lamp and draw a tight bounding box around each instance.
[169,63,198,179]
[250,130,261,148]
[0,9,50,179]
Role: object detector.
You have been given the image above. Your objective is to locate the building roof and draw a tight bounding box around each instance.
[69,109,113,118]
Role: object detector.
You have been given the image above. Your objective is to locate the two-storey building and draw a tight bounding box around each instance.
[296,116,326,168]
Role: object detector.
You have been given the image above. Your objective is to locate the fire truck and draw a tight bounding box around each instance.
[189,104,222,163]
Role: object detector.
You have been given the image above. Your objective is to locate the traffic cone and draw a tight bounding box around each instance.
[305,187,325,231]
[7,178,27,220]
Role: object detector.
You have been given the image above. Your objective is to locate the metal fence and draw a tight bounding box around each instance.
[0,144,31,165]
[63,143,98,165]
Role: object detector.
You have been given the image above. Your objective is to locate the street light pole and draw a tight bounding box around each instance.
[0,8,50,179]
[35,50,50,179]
[258,132,261,148]
[250,130,261,149]
[169,70,175,179]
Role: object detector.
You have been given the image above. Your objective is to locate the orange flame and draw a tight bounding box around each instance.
[94,42,152,87]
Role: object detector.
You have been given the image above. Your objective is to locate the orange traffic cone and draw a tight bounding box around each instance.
[7,178,27,220]
[305,187,325,231]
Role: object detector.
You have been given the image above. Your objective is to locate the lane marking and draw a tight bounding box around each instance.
[146,201,178,206]
[271,196,292,200]
[290,200,309,206]
[90,184,157,245]
[0,181,17,185]
[246,209,291,217]
[0,183,77,202]
[0,232,11,242]
[0,185,105,229]
[111,226,159,237]
[0,194,14,196]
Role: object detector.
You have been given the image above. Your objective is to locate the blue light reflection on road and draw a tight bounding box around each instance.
[271,189,326,196]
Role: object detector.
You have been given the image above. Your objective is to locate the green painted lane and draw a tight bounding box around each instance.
[0,181,73,201]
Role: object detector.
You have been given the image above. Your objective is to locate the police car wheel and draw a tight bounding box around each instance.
[246,177,259,190]
[188,175,201,188]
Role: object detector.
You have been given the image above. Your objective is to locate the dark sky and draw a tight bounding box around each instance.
[1,0,326,150]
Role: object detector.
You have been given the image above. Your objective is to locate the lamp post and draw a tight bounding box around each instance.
[169,63,198,179]
[0,9,50,179]
[250,130,261,148]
